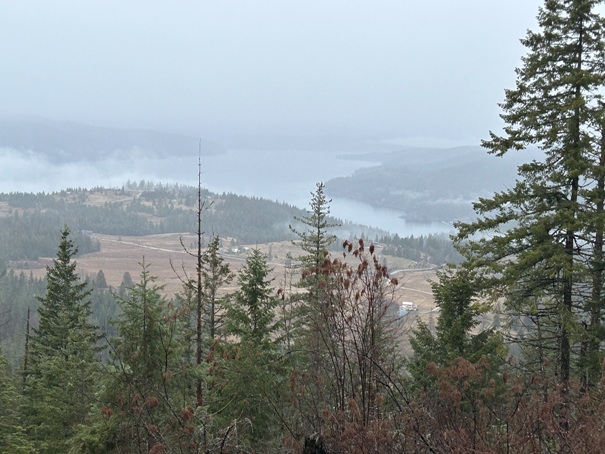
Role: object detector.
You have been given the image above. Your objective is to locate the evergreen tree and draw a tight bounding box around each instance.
[290,182,339,297]
[95,269,108,288]
[118,271,133,299]
[121,271,134,288]
[288,183,344,445]
[201,235,233,341]
[288,182,340,371]
[408,266,504,389]
[91,261,196,453]
[456,0,605,386]
[209,249,287,450]
[22,226,100,453]
[225,249,278,342]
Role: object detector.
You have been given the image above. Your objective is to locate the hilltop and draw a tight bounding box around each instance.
[325,145,543,222]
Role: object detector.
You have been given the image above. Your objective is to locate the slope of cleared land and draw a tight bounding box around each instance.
[11,232,436,308]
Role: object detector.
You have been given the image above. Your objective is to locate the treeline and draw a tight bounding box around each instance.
[0,270,46,369]
[378,232,463,265]
[0,212,100,264]
[0,186,310,265]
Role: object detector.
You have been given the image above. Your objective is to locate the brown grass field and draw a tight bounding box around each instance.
[12,233,436,311]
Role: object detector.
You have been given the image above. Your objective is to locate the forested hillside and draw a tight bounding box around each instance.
[0,183,307,264]
[325,146,542,222]
[0,182,457,268]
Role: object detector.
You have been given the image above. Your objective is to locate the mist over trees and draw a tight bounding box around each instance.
[4,1,605,452]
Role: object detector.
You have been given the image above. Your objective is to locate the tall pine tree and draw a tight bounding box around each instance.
[456,0,605,386]
[208,248,288,451]
[408,266,504,390]
[201,235,233,342]
[290,182,339,300]
[22,226,100,453]
[93,261,197,453]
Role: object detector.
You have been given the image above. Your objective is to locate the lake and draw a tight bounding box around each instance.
[194,149,455,237]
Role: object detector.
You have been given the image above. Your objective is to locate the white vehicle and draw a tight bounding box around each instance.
[400,302,418,312]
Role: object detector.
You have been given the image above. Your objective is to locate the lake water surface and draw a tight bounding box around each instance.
[196,149,454,237]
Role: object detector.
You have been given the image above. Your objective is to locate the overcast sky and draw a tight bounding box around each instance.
[0,1,541,146]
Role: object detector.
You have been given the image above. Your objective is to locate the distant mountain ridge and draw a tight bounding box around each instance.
[326,145,542,222]
[0,115,224,162]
